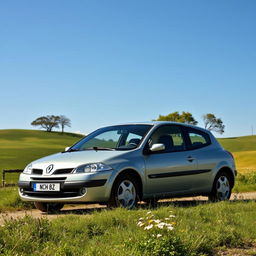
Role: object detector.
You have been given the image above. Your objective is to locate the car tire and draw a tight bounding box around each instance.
[34,202,64,213]
[209,171,232,202]
[108,174,140,209]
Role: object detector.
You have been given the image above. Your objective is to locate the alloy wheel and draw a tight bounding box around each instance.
[116,179,136,208]
[216,175,230,200]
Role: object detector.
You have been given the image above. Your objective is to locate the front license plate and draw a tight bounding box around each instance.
[33,183,60,192]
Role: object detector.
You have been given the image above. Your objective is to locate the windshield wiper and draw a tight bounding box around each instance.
[63,147,115,153]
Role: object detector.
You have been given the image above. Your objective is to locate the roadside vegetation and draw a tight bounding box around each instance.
[0,187,32,212]
[234,172,256,192]
[0,201,255,255]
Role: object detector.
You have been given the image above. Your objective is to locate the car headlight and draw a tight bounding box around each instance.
[72,163,113,174]
[23,164,32,174]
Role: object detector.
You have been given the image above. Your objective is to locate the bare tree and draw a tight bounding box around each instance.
[59,115,71,133]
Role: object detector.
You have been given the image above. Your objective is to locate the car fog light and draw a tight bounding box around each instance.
[80,187,87,195]
[20,188,24,194]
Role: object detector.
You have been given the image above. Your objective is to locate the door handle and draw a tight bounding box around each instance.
[187,156,195,162]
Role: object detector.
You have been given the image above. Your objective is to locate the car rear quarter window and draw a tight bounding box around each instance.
[187,128,211,149]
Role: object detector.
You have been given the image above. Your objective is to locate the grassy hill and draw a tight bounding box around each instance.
[219,136,256,172]
[219,135,256,152]
[0,129,83,183]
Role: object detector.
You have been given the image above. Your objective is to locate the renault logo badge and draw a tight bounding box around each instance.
[46,164,54,174]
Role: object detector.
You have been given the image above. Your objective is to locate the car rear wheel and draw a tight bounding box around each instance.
[209,171,232,202]
[108,174,139,209]
[34,202,64,213]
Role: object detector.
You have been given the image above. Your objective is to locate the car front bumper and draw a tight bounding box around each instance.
[18,171,114,203]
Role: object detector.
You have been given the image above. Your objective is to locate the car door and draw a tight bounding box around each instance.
[144,125,198,196]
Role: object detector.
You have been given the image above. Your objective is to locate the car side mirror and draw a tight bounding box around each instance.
[150,143,165,152]
[65,147,70,152]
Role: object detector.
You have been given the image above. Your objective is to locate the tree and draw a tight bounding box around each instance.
[31,115,60,132]
[203,113,225,134]
[155,111,198,125]
[179,112,198,125]
[59,115,71,133]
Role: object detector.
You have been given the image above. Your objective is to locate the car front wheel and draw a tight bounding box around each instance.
[108,174,139,209]
[209,171,232,202]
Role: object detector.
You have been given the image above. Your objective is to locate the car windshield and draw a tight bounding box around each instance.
[69,124,153,151]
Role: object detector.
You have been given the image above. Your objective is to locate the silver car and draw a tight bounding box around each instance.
[18,122,236,212]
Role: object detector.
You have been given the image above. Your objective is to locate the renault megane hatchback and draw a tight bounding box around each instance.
[18,122,236,212]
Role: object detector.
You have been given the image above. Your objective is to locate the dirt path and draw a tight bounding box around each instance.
[0,192,255,225]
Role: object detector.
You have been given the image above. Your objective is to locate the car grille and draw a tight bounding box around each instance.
[53,168,74,174]
[31,168,74,175]
[32,169,43,175]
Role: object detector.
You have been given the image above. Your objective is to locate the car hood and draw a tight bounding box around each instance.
[30,150,129,172]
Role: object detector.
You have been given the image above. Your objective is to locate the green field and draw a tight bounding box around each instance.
[219,136,256,172]
[0,129,83,183]
[219,135,256,152]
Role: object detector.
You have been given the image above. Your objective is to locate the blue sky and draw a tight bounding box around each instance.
[0,0,256,137]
